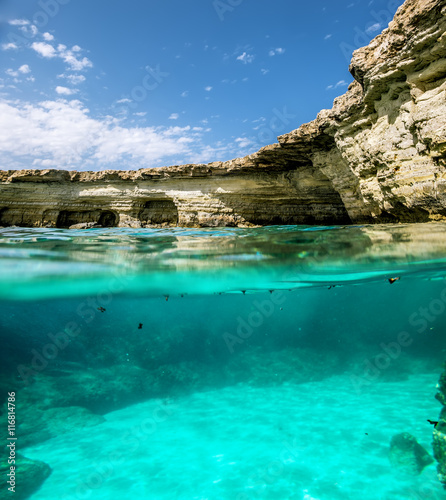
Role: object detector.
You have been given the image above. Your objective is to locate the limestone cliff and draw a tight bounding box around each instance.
[0,0,445,228]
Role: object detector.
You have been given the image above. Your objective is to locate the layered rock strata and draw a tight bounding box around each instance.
[0,0,445,228]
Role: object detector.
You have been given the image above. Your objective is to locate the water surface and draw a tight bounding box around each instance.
[1,223,446,499]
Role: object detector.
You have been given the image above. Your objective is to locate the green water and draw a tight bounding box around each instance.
[1,224,446,499]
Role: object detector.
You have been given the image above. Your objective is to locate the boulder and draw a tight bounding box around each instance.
[389,432,433,475]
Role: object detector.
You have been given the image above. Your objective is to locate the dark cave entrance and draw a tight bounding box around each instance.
[138,200,179,226]
[56,209,119,228]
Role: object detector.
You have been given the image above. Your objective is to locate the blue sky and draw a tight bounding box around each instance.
[0,0,404,171]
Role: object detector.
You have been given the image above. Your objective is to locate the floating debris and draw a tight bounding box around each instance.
[388,277,401,284]
[428,419,439,428]
[138,323,143,330]
[97,307,106,313]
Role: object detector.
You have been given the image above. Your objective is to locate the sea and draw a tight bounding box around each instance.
[1,223,446,500]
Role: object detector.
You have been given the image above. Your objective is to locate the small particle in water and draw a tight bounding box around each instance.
[388,277,401,284]
[365,432,368,435]
[242,290,246,295]
[97,307,106,313]
[428,419,439,427]
[280,307,283,311]
[138,323,143,329]
[165,295,169,301]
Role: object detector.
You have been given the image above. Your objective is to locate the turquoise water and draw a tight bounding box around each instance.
[1,223,446,499]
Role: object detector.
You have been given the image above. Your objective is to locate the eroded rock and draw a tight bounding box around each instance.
[0,453,51,500]
[389,432,433,475]
[0,0,445,226]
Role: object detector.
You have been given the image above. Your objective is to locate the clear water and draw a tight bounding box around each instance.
[1,223,446,499]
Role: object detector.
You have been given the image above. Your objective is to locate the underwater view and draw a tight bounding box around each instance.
[2,223,446,500]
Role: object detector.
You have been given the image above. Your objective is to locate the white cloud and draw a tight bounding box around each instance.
[8,19,29,26]
[31,42,92,70]
[169,113,179,120]
[58,74,86,84]
[236,52,255,64]
[366,22,382,35]
[181,91,189,97]
[116,98,132,104]
[5,65,31,79]
[20,25,38,37]
[18,65,31,74]
[235,137,252,148]
[55,86,78,95]
[43,32,55,41]
[0,99,214,170]
[324,34,332,40]
[59,46,92,71]
[31,42,57,58]
[261,69,270,75]
[134,112,147,117]
[326,79,349,90]
[1,43,18,51]
[269,48,285,56]
[204,86,213,91]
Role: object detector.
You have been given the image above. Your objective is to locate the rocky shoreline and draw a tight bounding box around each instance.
[0,0,445,228]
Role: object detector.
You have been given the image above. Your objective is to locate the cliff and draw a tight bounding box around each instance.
[0,0,445,228]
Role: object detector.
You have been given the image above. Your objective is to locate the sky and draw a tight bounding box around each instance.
[0,0,404,171]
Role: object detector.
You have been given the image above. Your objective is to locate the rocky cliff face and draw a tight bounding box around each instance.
[0,0,445,228]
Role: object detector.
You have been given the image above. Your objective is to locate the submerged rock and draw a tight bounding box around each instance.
[0,453,51,500]
[388,432,433,475]
[9,404,105,448]
[433,370,446,487]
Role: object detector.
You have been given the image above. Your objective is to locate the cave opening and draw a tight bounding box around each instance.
[138,200,179,226]
[56,209,119,228]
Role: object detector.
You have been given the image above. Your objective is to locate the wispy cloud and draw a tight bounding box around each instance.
[6,65,31,78]
[1,43,19,51]
[55,86,78,95]
[204,86,213,91]
[326,79,349,90]
[324,34,332,40]
[31,41,92,71]
[8,19,29,26]
[58,74,86,84]
[0,98,214,169]
[181,91,189,97]
[261,69,270,75]
[236,52,255,64]
[169,113,179,120]
[235,137,252,148]
[268,48,285,56]
[366,22,382,35]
